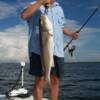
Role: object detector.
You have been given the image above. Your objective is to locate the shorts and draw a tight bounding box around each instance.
[29,52,64,78]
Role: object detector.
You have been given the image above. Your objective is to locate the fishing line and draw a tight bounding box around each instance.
[64,5,100,51]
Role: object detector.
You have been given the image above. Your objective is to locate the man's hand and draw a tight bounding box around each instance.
[37,0,48,5]
[71,29,80,39]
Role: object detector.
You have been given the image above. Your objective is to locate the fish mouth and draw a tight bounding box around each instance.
[44,3,52,8]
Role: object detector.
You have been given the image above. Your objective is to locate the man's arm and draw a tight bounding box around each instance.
[63,27,80,39]
[20,0,47,20]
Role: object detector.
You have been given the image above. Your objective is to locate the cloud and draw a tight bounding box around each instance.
[87,6,98,10]
[0,36,29,63]
[0,24,29,62]
[0,24,28,36]
[0,1,17,20]
[87,5,100,10]
[77,49,100,62]
[64,48,100,62]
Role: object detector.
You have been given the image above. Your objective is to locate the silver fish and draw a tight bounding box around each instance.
[39,13,54,83]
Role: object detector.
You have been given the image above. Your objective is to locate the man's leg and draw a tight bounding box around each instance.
[50,75,60,100]
[34,76,45,100]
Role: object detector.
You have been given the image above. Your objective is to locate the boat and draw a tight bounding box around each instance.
[0,62,48,100]
[0,95,48,100]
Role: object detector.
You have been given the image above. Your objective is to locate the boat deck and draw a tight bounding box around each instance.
[0,95,48,100]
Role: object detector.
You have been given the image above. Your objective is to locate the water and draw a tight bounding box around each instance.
[0,62,100,100]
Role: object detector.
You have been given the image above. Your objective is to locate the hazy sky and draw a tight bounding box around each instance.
[0,0,100,62]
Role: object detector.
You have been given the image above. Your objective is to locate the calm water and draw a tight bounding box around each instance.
[0,62,100,100]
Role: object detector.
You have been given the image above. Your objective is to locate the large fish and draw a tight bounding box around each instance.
[39,13,54,83]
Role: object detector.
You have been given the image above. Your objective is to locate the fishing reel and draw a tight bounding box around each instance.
[68,45,76,57]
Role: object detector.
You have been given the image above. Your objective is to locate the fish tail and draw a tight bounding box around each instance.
[44,67,51,84]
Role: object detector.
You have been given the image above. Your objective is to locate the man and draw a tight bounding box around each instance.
[21,0,79,100]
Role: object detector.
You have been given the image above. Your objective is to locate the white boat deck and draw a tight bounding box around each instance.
[0,95,48,100]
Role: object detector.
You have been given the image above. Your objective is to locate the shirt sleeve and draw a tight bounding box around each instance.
[21,1,36,23]
[22,1,36,11]
[57,6,67,28]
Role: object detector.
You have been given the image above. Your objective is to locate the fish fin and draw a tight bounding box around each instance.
[51,59,55,68]
[43,32,53,46]
[44,71,51,85]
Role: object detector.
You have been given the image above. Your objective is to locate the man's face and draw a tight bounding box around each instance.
[46,0,54,4]
[37,0,55,4]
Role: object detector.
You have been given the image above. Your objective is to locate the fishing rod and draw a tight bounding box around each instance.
[64,5,100,51]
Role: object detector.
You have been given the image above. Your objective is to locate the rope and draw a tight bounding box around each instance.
[5,68,22,99]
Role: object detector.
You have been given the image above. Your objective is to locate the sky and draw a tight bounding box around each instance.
[0,0,100,63]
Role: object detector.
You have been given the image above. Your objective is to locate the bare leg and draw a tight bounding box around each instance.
[33,76,45,100]
[50,75,60,100]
